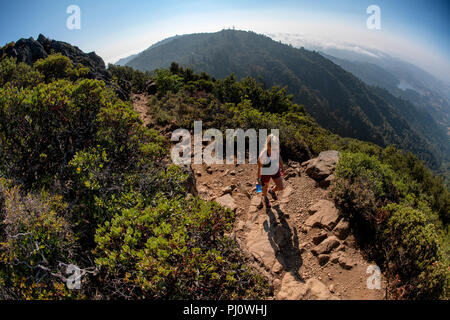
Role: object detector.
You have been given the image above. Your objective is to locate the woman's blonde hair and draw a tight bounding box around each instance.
[265,134,279,150]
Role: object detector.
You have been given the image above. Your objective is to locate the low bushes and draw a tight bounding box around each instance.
[332,152,449,299]
[94,196,269,299]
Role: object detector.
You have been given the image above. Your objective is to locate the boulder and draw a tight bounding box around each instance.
[216,194,237,212]
[318,254,330,266]
[307,278,334,300]
[312,230,328,245]
[305,200,341,230]
[276,273,307,300]
[280,185,294,204]
[145,80,157,95]
[311,236,340,256]
[329,251,355,269]
[248,196,263,213]
[277,273,334,300]
[333,219,350,240]
[319,174,335,188]
[221,185,233,195]
[305,151,340,180]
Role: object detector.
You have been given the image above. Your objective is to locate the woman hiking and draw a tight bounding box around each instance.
[257,134,285,208]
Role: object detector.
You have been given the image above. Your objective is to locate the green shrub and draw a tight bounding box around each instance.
[94,196,270,299]
[34,54,89,83]
[108,64,153,94]
[332,152,449,299]
[0,57,44,88]
[0,79,110,188]
[331,152,399,234]
[382,203,449,299]
[154,69,183,96]
[0,178,79,299]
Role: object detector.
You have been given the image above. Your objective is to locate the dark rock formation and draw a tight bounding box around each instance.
[1,34,129,100]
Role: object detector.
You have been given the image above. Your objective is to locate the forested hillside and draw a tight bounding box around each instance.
[324,53,450,143]
[124,30,449,178]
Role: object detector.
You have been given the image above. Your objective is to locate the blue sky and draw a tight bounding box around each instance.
[0,0,448,81]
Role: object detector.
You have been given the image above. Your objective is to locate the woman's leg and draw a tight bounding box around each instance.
[262,183,269,197]
[271,176,285,192]
[261,178,271,207]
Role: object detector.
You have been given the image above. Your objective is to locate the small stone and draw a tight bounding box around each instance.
[329,284,335,293]
[301,226,310,234]
[330,252,341,263]
[338,256,356,270]
[312,236,340,256]
[221,185,233,195]
[299,242,309,253]
[273,261,284,274]
[216,194,237,212]
[333,219,350,240]
[312,230,328,245]
[305,200,341,230]
[273,278,282,291]
[318,254,330,266]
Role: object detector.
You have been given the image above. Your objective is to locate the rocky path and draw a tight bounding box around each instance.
[135,94,386,300]
[133,94,152,126]
[192,155,386,300]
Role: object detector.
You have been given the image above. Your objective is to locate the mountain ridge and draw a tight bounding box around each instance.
[122,29,449,176]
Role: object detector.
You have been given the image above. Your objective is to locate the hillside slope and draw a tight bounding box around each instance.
[124,30,449,174]
[323,53,450,139]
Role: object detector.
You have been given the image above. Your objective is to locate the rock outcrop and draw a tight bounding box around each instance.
[1,34,129,100]
[305,200,341,230]
[277,272,335,300]
[303,150,340,186]
[216,194,237,212]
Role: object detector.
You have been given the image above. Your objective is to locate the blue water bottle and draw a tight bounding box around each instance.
[256,179,263,194]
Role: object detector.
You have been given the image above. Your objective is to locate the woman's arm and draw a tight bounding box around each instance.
[257,158,262,180]
[279,155,285,174]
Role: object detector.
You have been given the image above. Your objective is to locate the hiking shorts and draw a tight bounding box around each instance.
[261,171,283,189]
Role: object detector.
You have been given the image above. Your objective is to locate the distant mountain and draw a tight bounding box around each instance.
[267,33,450,137]
[321,53,450,138]
[115,53,140,66]
[122,30,449,174]
[115,35,183,66]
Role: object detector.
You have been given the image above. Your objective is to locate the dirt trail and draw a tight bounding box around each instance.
[133,94,152,126]
[134,94,386,300]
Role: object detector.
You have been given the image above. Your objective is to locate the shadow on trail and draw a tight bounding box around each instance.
[263,203,303,279]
